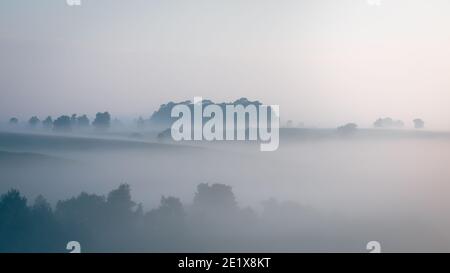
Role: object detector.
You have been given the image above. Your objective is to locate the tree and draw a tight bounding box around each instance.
[9,117,19,125]
[0,189,29,251]
[373,117,404,129]
[145,196,185,238]
[157,196,184,220]
[42,116,53,130]
[32,195,52,218]
[136,116,145,129]
[28,116,40,128]
[393,120,404,128]
[0,189,28,217]
[374,117,392,128]
[77,115,90,128]
[55,192,108,240]
[337,123,358,135]
[0,183,266,252]
[53,115,72,132]
[107,184,136,214]
[413,119,425,129]
[70,114,78,127]
[193,183,237,212]
[92,112,111,131]
[29,195,60,251]
[286,120,293,128]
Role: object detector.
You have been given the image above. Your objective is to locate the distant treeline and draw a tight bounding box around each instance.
[5,97,426,134]
[7,112,112,132]
[5,98,268,133]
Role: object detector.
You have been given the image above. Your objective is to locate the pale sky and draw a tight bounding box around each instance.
[1,0,450,129]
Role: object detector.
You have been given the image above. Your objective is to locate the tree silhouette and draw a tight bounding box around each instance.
[92,112,111,131]
[146,196,186,247]
[337,123,358,135]
[53,115,72,132]
[28,116,40,128]
[77,115,90,128]
[286,120,293,128]
[413,118,425,129]
[136,116,146,129]
[9,117,19,126]
[42,116,53,130]
[0,190,29,252]
[107,184,136,216]
[70,114,78,127]
[28,195,62,251]
[193,183,238,213]
[374,117,404,129]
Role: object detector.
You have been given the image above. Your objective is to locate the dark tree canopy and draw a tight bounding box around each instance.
[0,189,29,247]
[28,116,40,128]
[77,115,90,128]
[42,116,53,130]
[107,184,136,214]
[0,183,315,252]
[92,112,111,130]
[53,115,72,132]
[0,189,28,217]
[193,183,238,212]
[70,114,78,127]
[8,117,19,125]
[149,98,262,130]
[32,195,52,217]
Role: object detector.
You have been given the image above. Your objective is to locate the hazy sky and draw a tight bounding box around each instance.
[1,0,450,129]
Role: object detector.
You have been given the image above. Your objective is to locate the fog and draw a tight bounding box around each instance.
[2,0,450,253]
[2,0,450,129]
[1,129,450,252]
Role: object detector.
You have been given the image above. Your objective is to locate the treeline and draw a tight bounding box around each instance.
[7,112,112,132]
[0,183,313,252]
